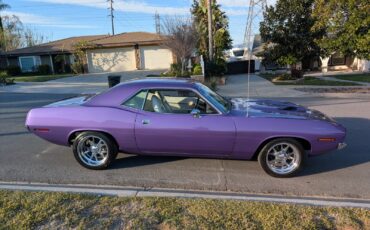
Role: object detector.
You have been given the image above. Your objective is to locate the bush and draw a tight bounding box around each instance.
[192,64,203,75]
[165,63,191,77]
[291,69,303,79]
[205,61,226,77]
[0,71,14,85]
[64,64,72,73]
[273,73,297,81]
[6,66,21,76]
[37,64,51,75]
[71,62,84,74]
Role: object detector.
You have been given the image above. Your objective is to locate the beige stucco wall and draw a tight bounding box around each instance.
[86,48,136,73]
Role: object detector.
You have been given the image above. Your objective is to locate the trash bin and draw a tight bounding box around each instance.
[108,75,121,88]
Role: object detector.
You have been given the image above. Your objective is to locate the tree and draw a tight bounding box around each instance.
[72,40,96,73]
[1,15,23,51]
[191,0,232,74]
[312,0,370,60]
[259,0,324,73]
[0,0,10,50]
[0,0,9,32]
[23,27,47,47]
[162,16,197,76]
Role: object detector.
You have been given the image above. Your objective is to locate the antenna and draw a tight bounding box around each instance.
[108,0,115,35]
[155,12,161,34]
[243,0,267,117]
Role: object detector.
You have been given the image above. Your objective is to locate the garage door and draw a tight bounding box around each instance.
[140,46,173,70]
[87,48,136,73]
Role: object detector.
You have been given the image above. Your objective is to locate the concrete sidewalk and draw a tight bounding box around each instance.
[1,182,369,208]
[0,70,162,94]
[0,82,107,94]
[218,74,309,97]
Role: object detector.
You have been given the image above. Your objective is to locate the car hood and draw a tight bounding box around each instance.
[230,98,334,122]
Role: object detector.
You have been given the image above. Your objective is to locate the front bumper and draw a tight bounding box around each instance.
[337,142,347,150]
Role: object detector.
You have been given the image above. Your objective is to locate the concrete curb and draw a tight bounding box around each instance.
[0,182,369,209]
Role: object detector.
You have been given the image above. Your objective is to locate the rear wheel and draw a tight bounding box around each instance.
[72,131,118,170]
[258,138,305,177]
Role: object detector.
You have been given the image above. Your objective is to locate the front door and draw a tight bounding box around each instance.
[132,89,235,156]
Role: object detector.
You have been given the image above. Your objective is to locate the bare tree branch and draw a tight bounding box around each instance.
[161,16,198,75]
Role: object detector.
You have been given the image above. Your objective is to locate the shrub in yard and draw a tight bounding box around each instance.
[291,69,303,79]
[205,60,226,77]
[71,62,84,74]
[167,63,191,77]
[192,64,203,75]
[6,65,21,76]
[273,73,297,81]
[0,71,14,85]
[37,64,51,75]
[64,64,72,73]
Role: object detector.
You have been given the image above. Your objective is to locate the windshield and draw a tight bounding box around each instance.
[196,83,231,114]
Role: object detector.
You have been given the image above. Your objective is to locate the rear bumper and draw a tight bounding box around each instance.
[337,142,347,150]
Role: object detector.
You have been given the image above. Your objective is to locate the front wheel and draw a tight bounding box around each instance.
[258,138,305,177]
[72,131,118,170]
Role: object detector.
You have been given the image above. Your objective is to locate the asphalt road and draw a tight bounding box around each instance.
[1,92,369,199]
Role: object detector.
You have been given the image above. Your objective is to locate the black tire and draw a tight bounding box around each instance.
[72,131,118,170]
[258,138,305,178]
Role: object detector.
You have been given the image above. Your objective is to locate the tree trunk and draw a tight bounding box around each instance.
[0,16,4,51]
[181,58,186,77]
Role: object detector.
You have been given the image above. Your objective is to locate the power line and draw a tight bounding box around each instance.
[107,0,115,35]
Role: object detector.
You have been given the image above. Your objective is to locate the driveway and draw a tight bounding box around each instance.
[0,70,161,94]
[219,74,309,97]
[1,92,370,199]
[49,70,163,84]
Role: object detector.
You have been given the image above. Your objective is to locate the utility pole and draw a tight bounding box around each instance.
[154,12,160,34]
[243,0,267,116]
[108,0,115,35]
[207,0,213,61]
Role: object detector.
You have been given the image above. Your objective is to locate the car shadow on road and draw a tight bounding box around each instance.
[299,117,370,176]
[109,155,185,169]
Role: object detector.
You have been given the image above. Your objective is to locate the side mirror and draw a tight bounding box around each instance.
[190,109,201,118]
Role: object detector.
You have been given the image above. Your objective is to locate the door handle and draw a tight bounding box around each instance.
[142,119,150,125]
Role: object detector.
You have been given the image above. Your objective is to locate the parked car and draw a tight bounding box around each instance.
[25,79,346,177]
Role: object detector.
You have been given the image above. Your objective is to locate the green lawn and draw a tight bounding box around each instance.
[0,190,369,229]
[333,73,370,83]
[8,74,73,82]
[259,74,360,86]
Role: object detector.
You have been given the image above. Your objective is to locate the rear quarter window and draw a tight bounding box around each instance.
[123,90,147,109]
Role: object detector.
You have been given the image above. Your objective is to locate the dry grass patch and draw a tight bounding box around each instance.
[0,190,369,229]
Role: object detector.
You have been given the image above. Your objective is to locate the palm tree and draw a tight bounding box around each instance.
[0,0,9,32]
[0,0,10,51]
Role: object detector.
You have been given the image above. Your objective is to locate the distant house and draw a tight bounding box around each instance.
[0,32,174,74]
[240,35,370,73]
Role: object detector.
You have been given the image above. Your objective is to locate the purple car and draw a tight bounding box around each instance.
[26,79,346,177]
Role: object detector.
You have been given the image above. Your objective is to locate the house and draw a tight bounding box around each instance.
[1,35,107,73]
[247,34,370,73]
[0,32,174,74]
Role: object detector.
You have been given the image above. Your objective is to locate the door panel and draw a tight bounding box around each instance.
[140,46,172,70]
[135,112,235,156]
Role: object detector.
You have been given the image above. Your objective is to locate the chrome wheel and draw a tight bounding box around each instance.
[266,142,301,175]
[77,135,109,167]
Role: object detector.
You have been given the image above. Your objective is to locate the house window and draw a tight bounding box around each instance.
[329,53,346,66]
[19,56,41,72]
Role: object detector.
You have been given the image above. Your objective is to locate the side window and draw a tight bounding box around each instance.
[123,90,147,109]
[143,89,217,114]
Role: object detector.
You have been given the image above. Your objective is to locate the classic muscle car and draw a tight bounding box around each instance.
[26,79,346,177]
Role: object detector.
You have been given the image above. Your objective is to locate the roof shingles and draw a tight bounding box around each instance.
[4,32,166,56]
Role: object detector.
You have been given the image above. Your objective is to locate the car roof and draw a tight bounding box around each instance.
[118,78,197,88]
[84,78,199,107]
